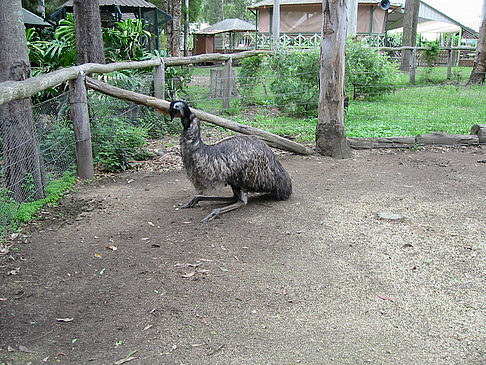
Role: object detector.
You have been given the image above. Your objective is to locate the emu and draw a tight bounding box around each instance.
[169,100,292,222]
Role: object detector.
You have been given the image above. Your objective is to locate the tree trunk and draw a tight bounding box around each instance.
[166,0,182,57]
[399,0,420,71]
[316,0,352,159]
[183,0,189,56]
[73,0,105,65]
[0,0,45,202]
[467,0,486,85]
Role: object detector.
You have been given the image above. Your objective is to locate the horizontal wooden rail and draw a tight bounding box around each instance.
[85,76,314,155]
[0,50,270,106]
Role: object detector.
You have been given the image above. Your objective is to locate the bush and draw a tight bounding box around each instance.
[91,118,152,172]
[345,38,399,98]
[39,119,77,174]
[268,48,320,115]
[238,54,266,105]
[345,38,400,97]
[238,41,399,116]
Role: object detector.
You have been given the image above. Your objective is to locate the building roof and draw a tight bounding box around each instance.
[23,8,51,26]
[196,18,255,35]
[60,0,156,8]
[387,1,479,37]
[248,0,401,9]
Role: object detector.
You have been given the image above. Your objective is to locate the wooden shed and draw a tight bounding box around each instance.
[194,18,255,55]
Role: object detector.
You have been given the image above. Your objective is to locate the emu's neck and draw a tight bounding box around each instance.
[181,115,206,151]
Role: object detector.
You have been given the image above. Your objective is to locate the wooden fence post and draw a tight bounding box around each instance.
[154,58,165,100]
[446,48,453,80]
[222,56,233,111]
[69,70,94,180]
[409,48,417,85]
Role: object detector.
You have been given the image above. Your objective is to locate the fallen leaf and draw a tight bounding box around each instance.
[56,318,74,322]
[182,271,195,278]
[94,253,102,258]
[18,345,35,353]
[8,267,20,275]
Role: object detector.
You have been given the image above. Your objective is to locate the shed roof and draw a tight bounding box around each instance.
[196,18,255,35]
[60,0,156,8]
[23,8,51,26]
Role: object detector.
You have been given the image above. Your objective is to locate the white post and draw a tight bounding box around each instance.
[346,0,358,36]
[272,0,280,49]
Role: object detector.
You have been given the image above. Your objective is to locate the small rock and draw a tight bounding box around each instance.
[378,212,404,221]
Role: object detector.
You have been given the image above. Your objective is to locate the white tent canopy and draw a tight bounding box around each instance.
[389,19,461,40]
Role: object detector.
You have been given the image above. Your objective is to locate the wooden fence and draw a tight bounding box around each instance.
[377,46,476,84]
[0,49,315,181]
[0,46,481,180]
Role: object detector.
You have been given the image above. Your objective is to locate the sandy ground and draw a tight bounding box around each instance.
[1,146,486,365]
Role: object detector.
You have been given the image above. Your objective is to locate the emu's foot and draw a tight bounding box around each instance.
[182,196,199,209]
[201,208,221,222]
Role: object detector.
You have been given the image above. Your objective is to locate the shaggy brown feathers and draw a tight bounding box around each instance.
[169,100,292,221]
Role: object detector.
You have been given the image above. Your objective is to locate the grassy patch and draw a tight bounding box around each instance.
[181,65,485,142]
[346,85,486,138]
[0,172,77,235]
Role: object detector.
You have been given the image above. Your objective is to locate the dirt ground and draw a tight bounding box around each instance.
[1,145,486,365]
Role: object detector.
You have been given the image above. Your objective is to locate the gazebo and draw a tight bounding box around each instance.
[194,18,256,55]
[49,0,171,51]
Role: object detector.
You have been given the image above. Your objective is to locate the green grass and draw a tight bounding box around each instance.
[0,172,77,236]
[346,85,486,138]
[181,66,485,143]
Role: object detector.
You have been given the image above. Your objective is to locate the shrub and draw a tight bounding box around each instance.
[345,38,399,98]
[39,119,77,174]
[104,18,152,62]
[238,54,266,105]
[91,118,152,172]
[268,48,320,115]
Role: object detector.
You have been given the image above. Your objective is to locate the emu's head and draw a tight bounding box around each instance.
[169,100,192,129]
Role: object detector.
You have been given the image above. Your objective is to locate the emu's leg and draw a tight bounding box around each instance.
[202,189,248,222]
[182,192,238,209]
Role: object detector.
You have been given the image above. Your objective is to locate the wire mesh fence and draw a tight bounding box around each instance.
[176,65,484,142]
[0,91,75,239]
[0,50,484,241]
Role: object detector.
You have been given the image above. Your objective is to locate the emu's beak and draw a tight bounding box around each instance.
[169,109,176,122]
